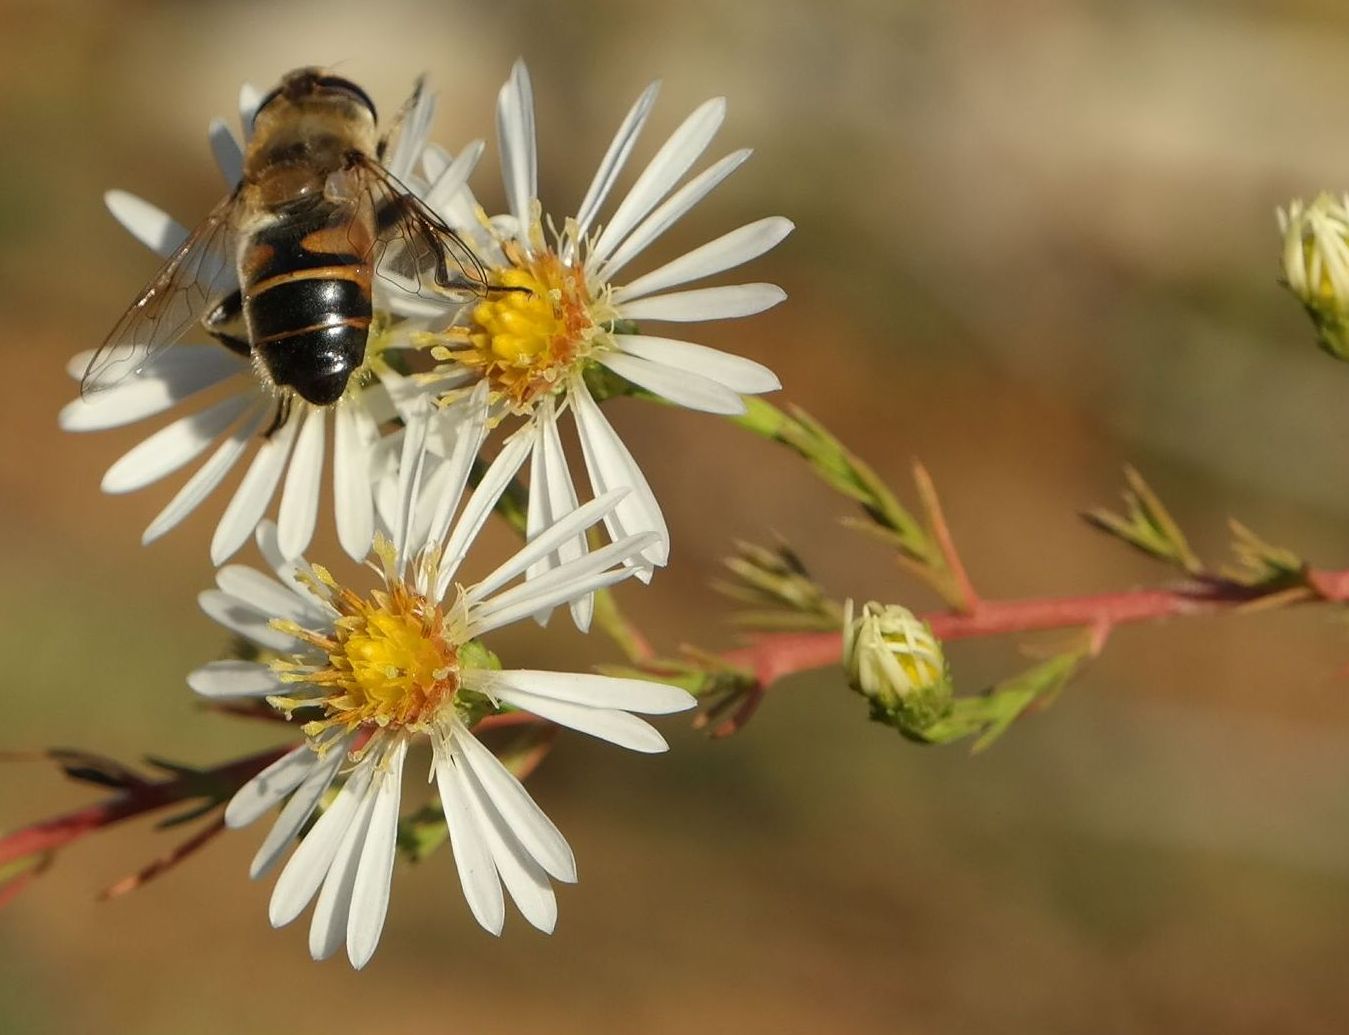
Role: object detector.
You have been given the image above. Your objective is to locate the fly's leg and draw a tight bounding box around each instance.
[260,393,292,440]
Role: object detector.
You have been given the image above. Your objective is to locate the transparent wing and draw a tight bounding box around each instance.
[354,155,493,304]
[83,191,240,397]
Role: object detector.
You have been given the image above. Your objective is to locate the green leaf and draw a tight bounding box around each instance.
[1225,520,1305,587]
[714,539,843,630]
[1084,467,1203,574]
[918,648,1088,751]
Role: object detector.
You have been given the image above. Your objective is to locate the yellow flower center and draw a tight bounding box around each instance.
[893,649,943,690]
[426,241,616,414]
[272,567,460,736]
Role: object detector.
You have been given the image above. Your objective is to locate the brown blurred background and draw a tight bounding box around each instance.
[5,0,1349,1031]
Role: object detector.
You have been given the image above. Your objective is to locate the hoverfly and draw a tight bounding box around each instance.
[84,67,495,412]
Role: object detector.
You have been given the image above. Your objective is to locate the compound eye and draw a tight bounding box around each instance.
[315,75,378,121]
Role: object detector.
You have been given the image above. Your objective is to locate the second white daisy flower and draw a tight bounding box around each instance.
[189,387,694,968]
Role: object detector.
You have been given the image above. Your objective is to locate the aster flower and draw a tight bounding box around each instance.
[414,60,789,627]
[59,81,456,563]
[189,388,695,967]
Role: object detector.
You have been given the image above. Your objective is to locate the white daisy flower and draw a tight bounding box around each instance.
[59,81,451,563]
[414,60,789,627]
[189,388,694,968]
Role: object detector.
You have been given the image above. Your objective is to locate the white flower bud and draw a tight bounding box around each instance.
[842,601,952,734]
[1278,193,1349,360]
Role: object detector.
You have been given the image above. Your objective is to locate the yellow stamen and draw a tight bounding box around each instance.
[274,576,461,736]
[423,239,616,414]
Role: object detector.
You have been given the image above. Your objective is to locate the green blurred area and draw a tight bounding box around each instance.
[4,0,1349,1030]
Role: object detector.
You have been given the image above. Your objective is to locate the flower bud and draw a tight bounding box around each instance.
[1278,193,1349,360]
[842,601,953,734]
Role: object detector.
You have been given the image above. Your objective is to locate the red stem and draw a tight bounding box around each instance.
[719,570,1349,690]
[100,815,228,900]
[0,745,291,869]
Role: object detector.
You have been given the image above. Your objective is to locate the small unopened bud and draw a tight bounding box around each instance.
[1278,194,1349,360]
[842,601,953,734]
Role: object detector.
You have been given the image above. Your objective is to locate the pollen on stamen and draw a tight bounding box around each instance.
[269,570,463,737]
[416,226,619,415]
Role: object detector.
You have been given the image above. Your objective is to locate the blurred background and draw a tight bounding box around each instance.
[4,0,1349,1030]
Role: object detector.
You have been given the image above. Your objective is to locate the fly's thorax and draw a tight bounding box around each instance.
[244,100,378,195]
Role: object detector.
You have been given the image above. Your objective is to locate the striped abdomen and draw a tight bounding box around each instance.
[241,198,374,406]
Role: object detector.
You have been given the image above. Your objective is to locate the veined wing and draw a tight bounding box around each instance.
[354,155,494,304]
[82,190,240,397]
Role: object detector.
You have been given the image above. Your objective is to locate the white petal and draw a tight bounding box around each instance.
[379,282,453,320]
[226,749,323,835]
[248,741,349,877]
[421,146,499,262]
[618,283,786,322]
[470,530,654,618]
[346,738,408,969]
[598,352,745,414]
[224,743,320,829]
[392,398,432,575]
[594,149,751,283]
[450,745,557,932]
[333,401,377,562]
[269,755,377,928]
[308,772,379,962]
[528,401,591,630]
[421,382,491,555]
[489,686,670,753]
[435,427,533,598]
[472,489,627,603]
[210,415,299,564]
[209,117,243,186]
[614,217,794,303]
[565,81,661,264]
[106,190,187,258]
[589,98,726,269]
[425,139,485,214]
[102,393,253,493]
[496,60,537,249]
[570,384,668,567]
[255,520,306,591]
[187,659,284,699]
[197,589,300,653]
[525,412,555,584]
[59,350,244,431]
[451,727,575,883]
[466,556,644,639]
[142,403,265,543]
[397,449,451,555]
[385,82,436,182]
[239,83,262,135]
[215,564,325,624]
[477,669,695,715]
[358,371,405,427]
[433,742,505,935]
[277,406,326,560]
[614,334,780,395]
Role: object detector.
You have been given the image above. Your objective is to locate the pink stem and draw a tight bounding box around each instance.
[718,571,1347,690]
[0,745,291,869]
